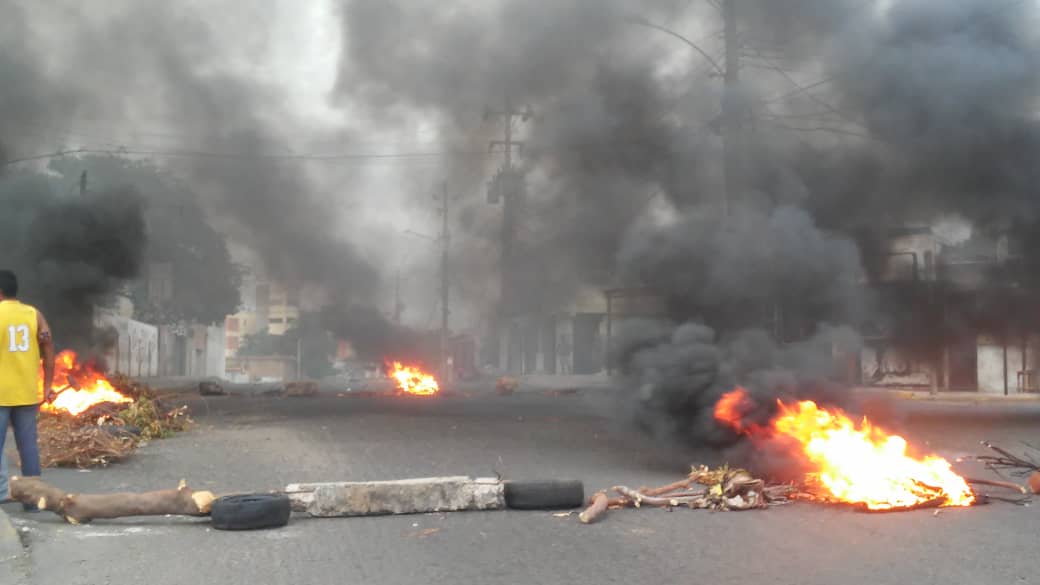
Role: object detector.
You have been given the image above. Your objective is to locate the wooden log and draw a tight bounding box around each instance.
[1029,472,1040,495]
[579,492,609,524]
[638,478,696,497]
[964,477,1028,495]
[612,485,706,508]
[283,381,318,397]
[10,476,215,525]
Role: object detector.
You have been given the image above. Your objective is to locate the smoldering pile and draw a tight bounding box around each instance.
[31,378,192,469]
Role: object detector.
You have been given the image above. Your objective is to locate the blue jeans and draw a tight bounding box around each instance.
[0,406,41,497]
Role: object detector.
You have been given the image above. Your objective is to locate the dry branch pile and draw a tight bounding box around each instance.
[38,416,136,468]
[580,465,795,524]
[966,441,1040,496]
[31,380,193,469]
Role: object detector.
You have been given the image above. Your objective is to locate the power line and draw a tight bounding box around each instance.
[1,147,497,167]
[746,49,869,133]
[625,14,725,76]
[758,118,875,140]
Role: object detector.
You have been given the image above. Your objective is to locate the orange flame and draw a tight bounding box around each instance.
[715,388,975,510]
[714,385,754,432]
[40,350,133,416]
[387,361,439,396]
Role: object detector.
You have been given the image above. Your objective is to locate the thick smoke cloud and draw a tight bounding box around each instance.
[0,171,145,351]
[337,0,1040,446]
[614,319,857,446]
[0,0,394,354]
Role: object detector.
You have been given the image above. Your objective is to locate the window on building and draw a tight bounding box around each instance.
[227,318,239,333]
[227,337,239,351]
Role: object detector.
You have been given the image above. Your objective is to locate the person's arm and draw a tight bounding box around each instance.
[37,311,55,403]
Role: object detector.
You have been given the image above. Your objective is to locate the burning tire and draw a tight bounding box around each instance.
[210,494,291,530]
[503,480,585,510]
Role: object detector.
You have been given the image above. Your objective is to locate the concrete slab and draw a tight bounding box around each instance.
[286,476,505,517]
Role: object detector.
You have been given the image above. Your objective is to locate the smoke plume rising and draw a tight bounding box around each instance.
[0,171,145,350]
[336,0,1040,444]
[0,0,397,354]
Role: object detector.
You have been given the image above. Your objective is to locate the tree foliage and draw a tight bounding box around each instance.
[48,156,241,325]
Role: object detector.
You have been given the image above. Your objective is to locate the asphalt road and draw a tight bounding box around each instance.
[3,390,1040,585]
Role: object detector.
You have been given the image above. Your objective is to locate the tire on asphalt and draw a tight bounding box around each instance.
[210,494,291,531]
[503,480,585,510]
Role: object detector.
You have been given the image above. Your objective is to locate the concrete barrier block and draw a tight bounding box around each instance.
[285,476,505,517]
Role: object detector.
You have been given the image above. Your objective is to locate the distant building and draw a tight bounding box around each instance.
[264,280,300,335]
[224,311,259,359]
[860,223,1039,395]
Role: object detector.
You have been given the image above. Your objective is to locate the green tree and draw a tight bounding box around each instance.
[48,156,241,325]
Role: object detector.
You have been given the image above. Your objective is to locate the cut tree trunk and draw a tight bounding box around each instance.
[579,492,609,524]
[964,477,1028,495]
[10,476,216,525]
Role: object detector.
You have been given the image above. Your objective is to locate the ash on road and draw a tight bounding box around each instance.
[3,389,1039,585]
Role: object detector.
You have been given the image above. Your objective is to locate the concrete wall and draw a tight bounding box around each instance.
[862,334,1040,393]
[190,324,226,379]
[860,344,932,386]
[96,312,159,377]
[976,334,1036,394]
[154,323,226,379]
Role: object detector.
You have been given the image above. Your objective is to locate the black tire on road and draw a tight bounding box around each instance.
[210,494,291,531]
[503,480,585,510]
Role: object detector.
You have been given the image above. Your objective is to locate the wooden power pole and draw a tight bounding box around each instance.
[722,0,740,216]
[437,181,451,386]
[485,97,531,370]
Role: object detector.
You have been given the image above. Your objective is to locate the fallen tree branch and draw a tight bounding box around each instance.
[613,485,707,508]
[10,476,216,525]
[964,477,1028,495]
[579,492,609,524]
[638,478,696,497]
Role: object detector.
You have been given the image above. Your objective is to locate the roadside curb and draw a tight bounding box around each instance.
[855,389,1040,404]
[0,507,23,562]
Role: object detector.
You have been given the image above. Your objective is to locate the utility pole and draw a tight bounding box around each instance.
[296,337,302,381]
[393,270,403,323]
[485,97,531,371]
[721,0,740,217]
[436,181,451,387]
[79,170,88,196]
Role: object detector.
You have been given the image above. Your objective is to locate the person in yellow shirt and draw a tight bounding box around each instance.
[0,270,55,510]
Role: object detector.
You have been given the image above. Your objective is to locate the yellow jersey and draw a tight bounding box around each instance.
[0,300,42,406]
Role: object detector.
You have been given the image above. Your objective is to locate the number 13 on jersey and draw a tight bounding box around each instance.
[7,324,30,352]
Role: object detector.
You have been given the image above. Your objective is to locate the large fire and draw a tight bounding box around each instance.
[387,361,440,396]
[40,350,133,416]
[715,388,975,510]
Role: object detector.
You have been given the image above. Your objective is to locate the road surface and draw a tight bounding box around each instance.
[2,389,1038,585]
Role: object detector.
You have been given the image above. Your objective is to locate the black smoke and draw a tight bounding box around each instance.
[0,0,397,355]
[335,0,1040,447]
[0,171,145,351]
